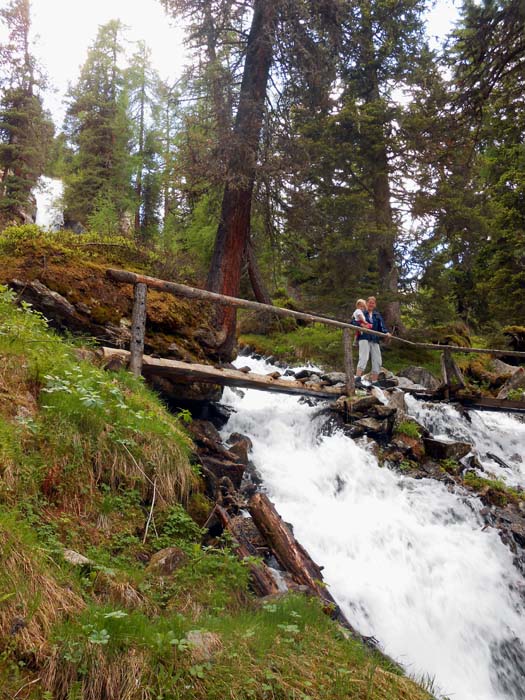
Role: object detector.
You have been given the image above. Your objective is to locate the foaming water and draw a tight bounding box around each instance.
[406,395,525,487]
[222,356,525,700]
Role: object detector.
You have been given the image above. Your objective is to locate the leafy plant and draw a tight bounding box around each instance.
[395,421,421,440]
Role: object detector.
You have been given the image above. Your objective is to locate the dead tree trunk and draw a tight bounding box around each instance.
[249,493,333,603]
[206,0,278,358]
[204,503,279,597]
[249,492,364,636]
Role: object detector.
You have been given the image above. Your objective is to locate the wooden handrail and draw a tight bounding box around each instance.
[106,268,525,359]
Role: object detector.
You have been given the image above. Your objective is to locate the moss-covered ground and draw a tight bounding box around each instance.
[0,288,433,699]
[0,225,215,360]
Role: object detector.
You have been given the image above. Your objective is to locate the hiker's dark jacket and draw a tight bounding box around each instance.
[360,310,388,343]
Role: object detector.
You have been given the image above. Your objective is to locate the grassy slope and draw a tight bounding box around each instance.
[0,288,433,700]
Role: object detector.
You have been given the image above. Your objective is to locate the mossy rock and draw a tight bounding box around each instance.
[407,322,472,347]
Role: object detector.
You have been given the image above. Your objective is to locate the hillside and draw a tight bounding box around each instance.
[0,281,434,699]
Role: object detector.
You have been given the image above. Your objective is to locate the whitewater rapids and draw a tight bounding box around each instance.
[222,356,525,700]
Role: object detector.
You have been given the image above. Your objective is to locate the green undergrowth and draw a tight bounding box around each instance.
[241,325,443,376]
[394,421,422,440]
[0,288,432,700]
[463,473,525,506]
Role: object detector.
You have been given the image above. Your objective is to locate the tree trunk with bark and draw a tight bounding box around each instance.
[360,0,404,333]
[246,237,272,305]
[206,0,278,358]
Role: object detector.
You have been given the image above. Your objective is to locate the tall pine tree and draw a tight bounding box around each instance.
[63,20,133,231]
[0,0,53,223]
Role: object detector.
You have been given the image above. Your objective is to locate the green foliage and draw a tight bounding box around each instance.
[440,459,460,475]
[87,192,121,236]
[507,388,525,401]
[0,1,54,221]
[463,472,524,505]
[0,284,193,507]
[155,505,204,549]
[395,421,421,440]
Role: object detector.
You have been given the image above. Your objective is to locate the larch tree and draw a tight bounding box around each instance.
[162,0,341,355]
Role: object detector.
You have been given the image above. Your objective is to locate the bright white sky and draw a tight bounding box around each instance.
[29,0,188,122]
[2,0,460,125]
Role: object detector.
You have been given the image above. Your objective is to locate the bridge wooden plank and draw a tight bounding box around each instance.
[102,348,345,399]
[455,396,525,414]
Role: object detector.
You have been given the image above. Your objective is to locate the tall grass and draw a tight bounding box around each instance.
[0,286,195,509]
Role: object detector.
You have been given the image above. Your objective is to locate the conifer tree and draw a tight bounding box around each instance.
[63,20,133,230]
[0,0,53,223]
[127,41,162,240]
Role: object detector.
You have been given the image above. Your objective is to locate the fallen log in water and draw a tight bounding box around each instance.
[248,492,365,639]
[204,503,280,597]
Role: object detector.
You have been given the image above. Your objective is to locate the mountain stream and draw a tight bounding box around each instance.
[222,355,525,700]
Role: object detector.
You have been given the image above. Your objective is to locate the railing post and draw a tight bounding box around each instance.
[343,328,355,395]
[129,282,148,377]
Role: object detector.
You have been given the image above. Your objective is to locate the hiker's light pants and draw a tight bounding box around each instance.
[357,339,382,375]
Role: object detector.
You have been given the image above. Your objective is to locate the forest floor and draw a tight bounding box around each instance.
[0,280,434,700]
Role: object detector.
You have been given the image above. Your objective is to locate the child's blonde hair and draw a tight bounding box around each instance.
[355,298,367,308]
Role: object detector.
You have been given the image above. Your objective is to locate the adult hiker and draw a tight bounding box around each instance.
[355,296,390,385]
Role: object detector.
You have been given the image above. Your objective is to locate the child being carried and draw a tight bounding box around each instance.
[352,298,372,343]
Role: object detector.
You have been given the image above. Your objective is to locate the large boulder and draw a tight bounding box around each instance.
[147,547,188,575]
[497,367,525,400]
[353,416,390,439]
[396,366,440,392]
[321,371,347,385]
[489,359,519,376]
[422,438,472,461]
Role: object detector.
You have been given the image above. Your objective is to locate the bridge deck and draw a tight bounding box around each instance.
[102,348,345,399]
[103,348,525,411]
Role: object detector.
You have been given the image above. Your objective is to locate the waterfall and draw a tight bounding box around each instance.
[34,176,64,230]
[222,355,525,700]
[406,395,525,487]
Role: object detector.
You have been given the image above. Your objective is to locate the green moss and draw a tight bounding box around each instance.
[440,459,461,475]
[463,472,525,505]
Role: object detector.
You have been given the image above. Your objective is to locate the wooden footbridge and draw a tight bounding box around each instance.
[105,268,525,411]
[102,348,344,399]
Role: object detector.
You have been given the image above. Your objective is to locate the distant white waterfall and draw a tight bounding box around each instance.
[34,176,64,230]
[406,395,525,487]
[222,356,525,700]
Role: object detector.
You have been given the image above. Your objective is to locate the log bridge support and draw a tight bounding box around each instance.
[106,267,525,399]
